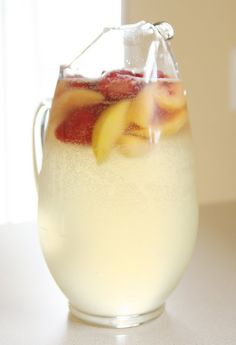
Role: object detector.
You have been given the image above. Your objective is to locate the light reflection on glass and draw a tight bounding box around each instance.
[60,312,201,345]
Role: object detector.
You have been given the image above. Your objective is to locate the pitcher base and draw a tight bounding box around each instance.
[69,304,164,328]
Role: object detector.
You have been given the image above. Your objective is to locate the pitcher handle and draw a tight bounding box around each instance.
[32,98,52,190]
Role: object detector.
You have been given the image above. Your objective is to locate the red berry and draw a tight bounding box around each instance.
[55,104,107,145]
[98,70,144,101]
[102,70,143,78]
[134,72,144,78]
[103,70,135,78]
[158,71,169,79]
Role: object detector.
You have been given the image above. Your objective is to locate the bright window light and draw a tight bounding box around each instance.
[0,0,121,223]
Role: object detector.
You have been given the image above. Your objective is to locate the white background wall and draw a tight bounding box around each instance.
[0,0,121,223]
[122,0,236,204]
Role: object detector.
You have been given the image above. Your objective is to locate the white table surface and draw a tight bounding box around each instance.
[0,202,235,345]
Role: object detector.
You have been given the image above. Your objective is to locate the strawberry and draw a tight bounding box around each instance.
[55,103,107,145]
[157,71,169,79]
[134,72,144,78]
[102,70,143,78]
[98,70,144,101]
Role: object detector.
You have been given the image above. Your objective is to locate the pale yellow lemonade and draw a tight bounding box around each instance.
[38,70,198,317]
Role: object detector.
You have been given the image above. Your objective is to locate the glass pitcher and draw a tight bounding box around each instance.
[33,21,198,328]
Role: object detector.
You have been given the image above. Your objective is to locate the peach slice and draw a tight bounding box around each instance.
[154,80,186,111]
[53,79,69,98]
[118,135,151,157]
[92,100,131,164]
[160,107,188,136]
[127,127,162,144]
[49,88,104,128]
[127,108,188,139]
[127,127,150,139]
[53,88,104,113]
[127,84,156,128]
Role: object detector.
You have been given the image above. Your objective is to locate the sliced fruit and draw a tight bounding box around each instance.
[55,88,104,111]
[127,106,188,138]
[55,104,107,145]
[126,126,150,139]
[159,107,188,136]
[133,72,144,78]
[68,79,97,90]
[154,80,186,111]
[51,88,104,127]
[54,79,70,98]
[127,83,156,128]
[118,135,151,157]
[127,126,162,144]
[92,100,131,163]
[54,77,96,97]
[157,71,169,79]
[98,70,144,101]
